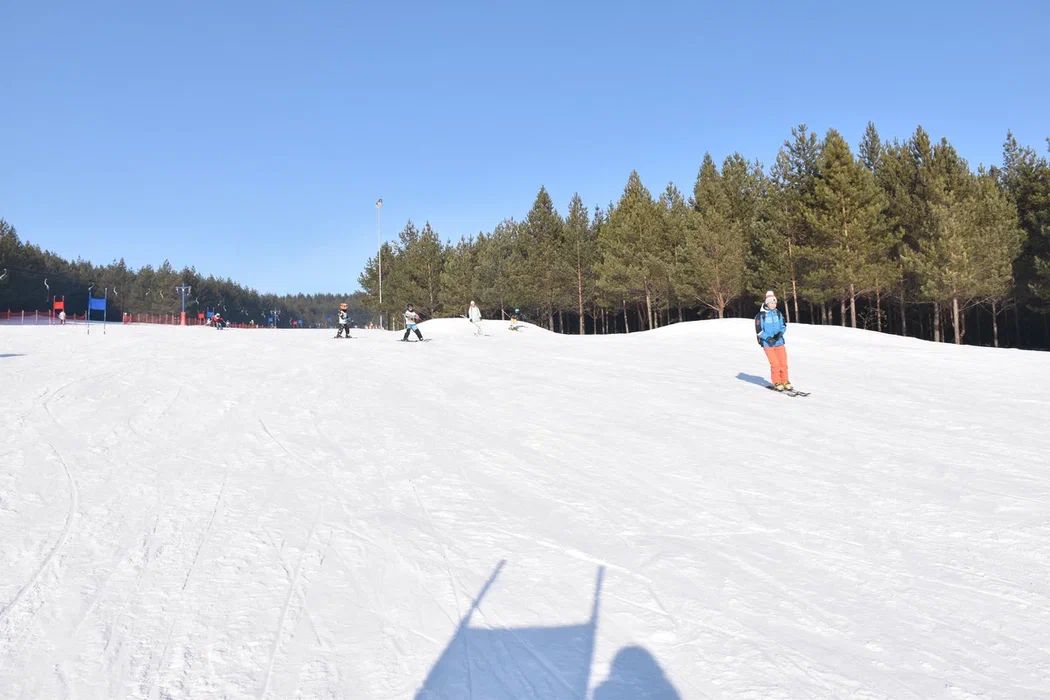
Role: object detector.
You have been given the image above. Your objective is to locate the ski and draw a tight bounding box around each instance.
[766,386,809,397]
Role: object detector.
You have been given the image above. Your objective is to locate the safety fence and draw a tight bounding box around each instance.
[1,309,265,328]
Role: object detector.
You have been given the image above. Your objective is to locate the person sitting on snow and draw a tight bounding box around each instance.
[508,308,524,331]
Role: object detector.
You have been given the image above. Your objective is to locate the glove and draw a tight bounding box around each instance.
[770,333,783,345]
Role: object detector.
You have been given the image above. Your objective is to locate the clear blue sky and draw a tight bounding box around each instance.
[3,0,1047,295]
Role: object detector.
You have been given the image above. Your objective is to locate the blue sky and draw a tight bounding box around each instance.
[3,0,1047,295]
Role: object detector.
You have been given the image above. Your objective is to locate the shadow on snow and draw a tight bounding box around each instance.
[415,560,680,699]
[735,372,770,388]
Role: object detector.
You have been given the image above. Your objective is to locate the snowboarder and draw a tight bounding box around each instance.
[755,290,792,391]
[402,304,424,342]
[335,302,352,338]
[468,300,483,336]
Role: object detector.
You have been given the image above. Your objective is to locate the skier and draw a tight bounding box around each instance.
[755,290,793,391]
[58,310,66,325]
[468,300,483,336]
[213,313,227,330]
[335,302,352,338]
[402,304,424,342]
[508,308,523,331]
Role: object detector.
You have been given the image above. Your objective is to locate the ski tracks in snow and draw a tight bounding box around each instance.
[0,443,78,630]
[259,507,322,699]
[0,374,86,647]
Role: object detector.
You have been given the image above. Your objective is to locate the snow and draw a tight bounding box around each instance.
[1,317,1048,699]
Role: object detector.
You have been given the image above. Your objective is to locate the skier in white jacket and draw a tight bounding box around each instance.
[402,304,424,342]
[468,300,482,336]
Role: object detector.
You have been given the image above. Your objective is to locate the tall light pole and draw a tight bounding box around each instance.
[175,284,192,326]
[376,197,384,329]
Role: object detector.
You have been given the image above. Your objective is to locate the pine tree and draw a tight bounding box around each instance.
[909,170,1022,344]
[475,221,517,320]
[564,193,596,333]
[675,154,748,318]
[805,129,886,328]
[522,187,571,330]
[658,183,689,324]
[597,171,665,330]
[1000,132,1050,317]
[438,236,478,315]
[768,124,820,321]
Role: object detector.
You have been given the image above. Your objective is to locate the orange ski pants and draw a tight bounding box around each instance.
[763,345,790,385]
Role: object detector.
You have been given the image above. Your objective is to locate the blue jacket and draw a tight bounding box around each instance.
[755,307,786,348]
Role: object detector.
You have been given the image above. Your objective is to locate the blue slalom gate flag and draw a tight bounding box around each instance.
[86,288,109,334]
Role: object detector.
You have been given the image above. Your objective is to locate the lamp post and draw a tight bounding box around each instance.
[175,284,192,326]
[376,198,383,329]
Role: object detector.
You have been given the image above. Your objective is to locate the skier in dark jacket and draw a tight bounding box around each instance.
[335,302,352,338]
[755,290,792,391]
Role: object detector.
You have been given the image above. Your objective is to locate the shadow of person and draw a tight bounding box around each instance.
[415,562,603,699]
[735,371,770,388]
[592,646,681,700]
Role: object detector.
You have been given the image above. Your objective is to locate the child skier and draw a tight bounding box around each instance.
[468,300,482,336]
[402,304,424,342]
[335,302,352,338]
[755,290,792,391]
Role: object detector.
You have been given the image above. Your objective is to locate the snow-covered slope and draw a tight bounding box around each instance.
[1,319,1048,699]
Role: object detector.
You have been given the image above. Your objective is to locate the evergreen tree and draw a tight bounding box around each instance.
[805,129,887,328]
[675,154,748,318]
[999,132,1050,317]
[522,187,571,330]
[767,124,820,321]
[438,236,478,314]
[597,171,666,330]
[911,172,1022,344]
[564,193,597,333]
[475,221,517,320]
[658,183,689,324]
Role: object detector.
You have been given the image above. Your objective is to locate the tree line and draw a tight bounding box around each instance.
[0,223,371,327]
[358,124,1050,349]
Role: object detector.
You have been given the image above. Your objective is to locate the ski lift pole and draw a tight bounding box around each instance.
[86,284,94,335]
[175,284,192,326]
[44,279,50,324]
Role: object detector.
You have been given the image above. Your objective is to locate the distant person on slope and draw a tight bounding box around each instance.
[755,290,792,391]
[335,302,352,338]
[402,304,424,342]
[58,310,66,325]
[508,308,523,331]
[468,300,483,336]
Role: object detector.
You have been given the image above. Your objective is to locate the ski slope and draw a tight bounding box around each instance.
[1,318,1048,699]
